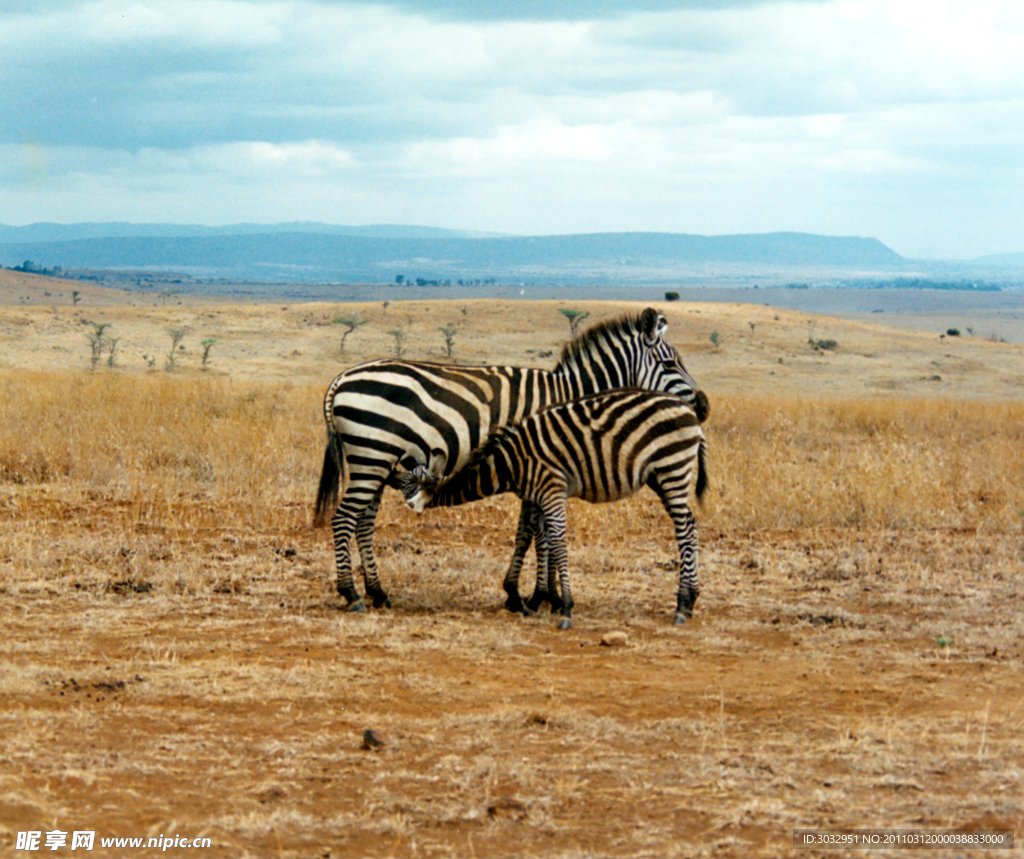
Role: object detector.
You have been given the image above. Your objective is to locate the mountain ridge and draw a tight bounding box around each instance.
[0,227,906,284]
[0,222,502,243]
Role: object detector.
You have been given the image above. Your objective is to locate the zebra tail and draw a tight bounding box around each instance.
[314,426,345,527]
[695,436,709,505]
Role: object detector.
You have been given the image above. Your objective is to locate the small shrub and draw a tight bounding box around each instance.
[807,319,837,351]
[709,331,722,349]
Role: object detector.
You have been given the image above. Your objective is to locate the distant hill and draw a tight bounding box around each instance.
[974,251,1024,269]
[0,225,905,284]
[0,222,501,244]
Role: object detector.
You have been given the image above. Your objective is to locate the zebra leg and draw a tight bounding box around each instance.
[502,502,536,614]
[649,476,700,625]
[525,508,563,614]
[331,503,365,612]
[331,476,387,613]
[670,503,700,625]
[539,500,574,630]
[356,486,392,609]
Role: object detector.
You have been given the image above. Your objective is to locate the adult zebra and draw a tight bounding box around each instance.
[314,307,709,614]
[401,388,708,628]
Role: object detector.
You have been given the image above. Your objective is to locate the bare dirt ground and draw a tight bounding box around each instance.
[1,271,1022,858]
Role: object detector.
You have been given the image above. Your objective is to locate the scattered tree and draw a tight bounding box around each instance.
[201,338,216,370]
[558,308,590,336]
[709,331,723,350]
[72,290,81,307]
[332,313,367,353]
[946,328,960,337]
[387,328,406,358]
[82,320,112,371]
[439,325,457,359]
[166,328,187,371]
[665,291,680,302]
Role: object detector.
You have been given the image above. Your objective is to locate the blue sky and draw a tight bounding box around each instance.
[2,0,1023,258]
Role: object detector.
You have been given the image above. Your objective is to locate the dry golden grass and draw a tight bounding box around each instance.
[705,396,1024,531]
[2,298,1023,858]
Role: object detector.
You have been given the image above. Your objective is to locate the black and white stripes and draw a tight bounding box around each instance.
[401,389,708,628]
[314,308,708,614]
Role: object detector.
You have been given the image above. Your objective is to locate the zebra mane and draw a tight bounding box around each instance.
[553,311,647,373]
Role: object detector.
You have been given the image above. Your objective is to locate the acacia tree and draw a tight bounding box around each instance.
[439,325,457,358]
[558,308,590,336]
[82,320,112,371]
[388,328,406,358]
[332,313,367,353]
[166,328,187,371]
[201,338,216,369]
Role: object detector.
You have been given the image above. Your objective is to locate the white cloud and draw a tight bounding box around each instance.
[2,0,1024,257]
[406,116,614,172]
[81,0,290,46]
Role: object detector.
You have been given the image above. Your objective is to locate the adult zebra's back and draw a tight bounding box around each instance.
[401,389,708,628]
[315,308,708,613]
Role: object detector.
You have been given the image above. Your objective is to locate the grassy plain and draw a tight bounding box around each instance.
[1,270,1023,858]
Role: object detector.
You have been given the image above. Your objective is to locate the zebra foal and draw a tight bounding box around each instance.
[315,308,708,614]
[401,389,708,628]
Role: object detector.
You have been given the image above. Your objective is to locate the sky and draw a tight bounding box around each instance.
[2,0,1023,259]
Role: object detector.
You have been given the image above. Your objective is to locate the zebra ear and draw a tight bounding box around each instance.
[640,308,667,346]
[426,449,447,482]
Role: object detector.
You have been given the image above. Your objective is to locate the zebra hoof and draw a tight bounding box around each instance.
[672,612,689,626]
[504,597,527,615]
[557,618,572,630]
[348,600,367,614]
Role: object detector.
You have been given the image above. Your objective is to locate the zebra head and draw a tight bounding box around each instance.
[555,308,709,421]
[400,450,448,513]
[636,308,711,423]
